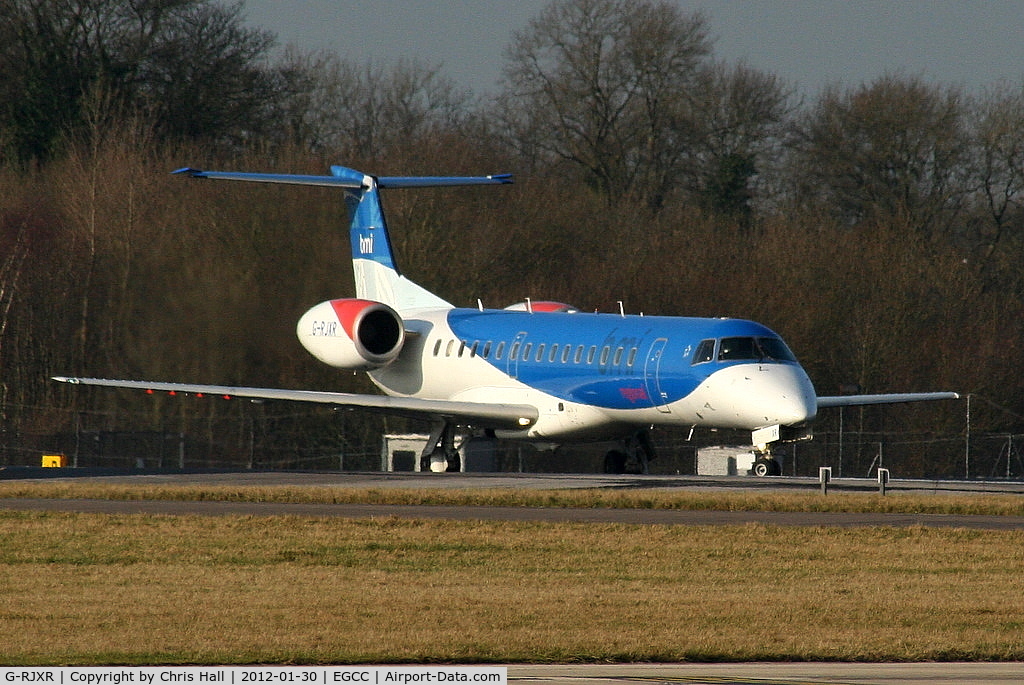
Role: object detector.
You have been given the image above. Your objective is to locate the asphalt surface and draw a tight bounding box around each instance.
[4,469,1024,530]
[4,496,1024,529]
[7,467,1024,494]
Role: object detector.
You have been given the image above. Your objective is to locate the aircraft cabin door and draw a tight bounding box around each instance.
[644,338,672,413]
[507,331,528,380]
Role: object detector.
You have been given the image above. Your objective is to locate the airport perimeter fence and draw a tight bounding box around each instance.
[740,430,1023,481]
[0,400,1020,480]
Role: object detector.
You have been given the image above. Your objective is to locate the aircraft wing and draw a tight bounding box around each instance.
[816,392,960,409]
[52,377,538,430]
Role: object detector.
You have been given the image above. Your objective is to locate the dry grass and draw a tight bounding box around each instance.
[2,510,1024,665]
[2,481,1024,516]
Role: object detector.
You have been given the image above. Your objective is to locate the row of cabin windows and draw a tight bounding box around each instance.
[431,338,640,368]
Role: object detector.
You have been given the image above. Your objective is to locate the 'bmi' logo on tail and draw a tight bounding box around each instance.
[358,233,374,255]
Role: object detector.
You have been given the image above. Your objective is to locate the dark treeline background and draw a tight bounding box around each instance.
[1,0,1021,477]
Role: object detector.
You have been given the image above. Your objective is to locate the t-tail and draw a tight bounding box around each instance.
[171,165,512,313]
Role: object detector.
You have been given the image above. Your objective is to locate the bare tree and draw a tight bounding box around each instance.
[276,49,471,161]
[687,60,792,219]
[0,0,281,161]
[496,0,712,207]
[134,0,280,143]
[55,88,158,374]
[967,81,1024,283]
[0,210,31,410]
[789,74,971,236]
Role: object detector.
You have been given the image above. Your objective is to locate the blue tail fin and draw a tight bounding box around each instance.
[336,166,450,311]
[174,166,512,313]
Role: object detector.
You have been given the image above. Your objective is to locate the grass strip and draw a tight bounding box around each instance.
[2,481,1024,516]
[1,510,1023,665]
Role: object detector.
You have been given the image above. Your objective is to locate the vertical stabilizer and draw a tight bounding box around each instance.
[337,166,452,312]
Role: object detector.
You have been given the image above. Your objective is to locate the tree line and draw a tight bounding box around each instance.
[1,0,1021,476]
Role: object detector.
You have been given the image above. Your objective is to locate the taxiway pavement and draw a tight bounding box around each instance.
[3,470,1024,529]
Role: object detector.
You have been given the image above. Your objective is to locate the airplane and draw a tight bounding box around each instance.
[54,165,959,475]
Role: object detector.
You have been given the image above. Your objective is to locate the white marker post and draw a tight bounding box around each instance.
[819,466,832,495]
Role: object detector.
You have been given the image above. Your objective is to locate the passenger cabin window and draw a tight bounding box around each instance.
[692,339,715,364]
[495,341,505,360]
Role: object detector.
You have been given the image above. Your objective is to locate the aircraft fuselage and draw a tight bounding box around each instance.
[365,307,817,441]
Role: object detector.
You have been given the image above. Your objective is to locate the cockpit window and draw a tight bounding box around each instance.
[757,337,797,362]
[718,336,797,363]
[718,337,757,360]
[692,339,716,365]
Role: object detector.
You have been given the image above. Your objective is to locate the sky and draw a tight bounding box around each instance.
[242,1,1024,99]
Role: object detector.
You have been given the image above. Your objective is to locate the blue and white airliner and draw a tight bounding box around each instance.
[54,166,959,475]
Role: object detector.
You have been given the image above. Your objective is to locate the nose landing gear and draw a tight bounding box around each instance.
[750,424,810,476]
[751,454,782,477]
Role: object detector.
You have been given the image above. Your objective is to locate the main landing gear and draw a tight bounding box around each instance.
[602,430,657,475]
[421,421,462,472]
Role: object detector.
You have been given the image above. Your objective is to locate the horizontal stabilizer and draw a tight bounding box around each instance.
[52,377,538,430]
[817,392,960,409]
[377,174,513,188]
[173,167,513,189]
[172,168,364,188]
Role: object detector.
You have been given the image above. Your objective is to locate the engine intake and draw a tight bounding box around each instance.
[296,298,404,370]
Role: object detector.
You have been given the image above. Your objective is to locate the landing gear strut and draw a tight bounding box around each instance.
[603,430,657,474]
[750,424,809,476]
[421,421,461,472]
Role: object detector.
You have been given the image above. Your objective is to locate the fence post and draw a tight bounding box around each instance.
[877,467,889,496]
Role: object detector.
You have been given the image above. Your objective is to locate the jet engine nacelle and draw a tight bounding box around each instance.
[296,298,404,370]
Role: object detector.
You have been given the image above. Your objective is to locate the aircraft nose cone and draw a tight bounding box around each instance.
[773,377,817,425]
[709,363,817,428]
[765,365,816,426]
